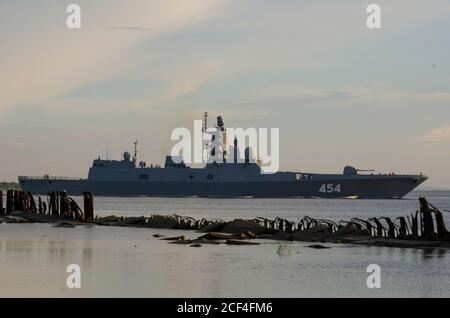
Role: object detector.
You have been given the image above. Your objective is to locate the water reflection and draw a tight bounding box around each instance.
[1,189,450,297]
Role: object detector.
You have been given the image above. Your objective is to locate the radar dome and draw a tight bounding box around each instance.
[343,166,358,175]
[123,152,131,162]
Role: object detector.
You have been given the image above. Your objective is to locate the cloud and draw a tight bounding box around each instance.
[243,85,450,108]
[163,59,224,100]
[0,0,225,116]
[418,126,450,143]
[254,88,353,104]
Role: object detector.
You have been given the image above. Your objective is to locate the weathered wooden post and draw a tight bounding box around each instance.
[68,197,84,220]
[22,192,29,212]
[0,191,4,216]
[59,192,69,217]
[55,192,60,215]
[38,196,43,214]
[83,192,94,221]
[420,197,434,240]
[49,192,58,216]
[410,211,419,237]
[6,190,11,214]
[13,190,20,211]
[398,217,408,238]
[434,210,448,240]
[382,217,397,238]
[22,191,28,212]
[279,219,284,232]
[423,198,448,240]
[28,192,37,213]
[7,190,15,214]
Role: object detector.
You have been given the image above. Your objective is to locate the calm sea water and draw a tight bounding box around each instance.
[74,190,450,223]
[1,190,450,297]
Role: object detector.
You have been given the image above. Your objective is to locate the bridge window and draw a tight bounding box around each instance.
[139,174,149,180]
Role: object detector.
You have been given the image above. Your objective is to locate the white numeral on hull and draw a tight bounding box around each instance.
[319,184,341,194]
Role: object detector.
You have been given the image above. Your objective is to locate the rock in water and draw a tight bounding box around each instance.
[161,235,186,241]
[95,215,123,223]
[225,240,260,246]
[198,232,238,240]
[190,239,220,245]
[53,222,76,228]
[221,219,266,235]
[146,215,179,229]
[198,222,227,233]
[306,244,330,249]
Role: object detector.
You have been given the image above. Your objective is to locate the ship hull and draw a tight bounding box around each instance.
[19,175,427,199]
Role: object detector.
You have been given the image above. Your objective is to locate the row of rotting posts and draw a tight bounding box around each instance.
[0,190,95,221]
[254,197,449,241]
[0,190,39,214]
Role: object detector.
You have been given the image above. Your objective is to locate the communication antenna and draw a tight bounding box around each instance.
[108,137,111,160]
[203,112,209,164]
[202,112,208,133]
[105,137,111,160]
[133,139,138,163]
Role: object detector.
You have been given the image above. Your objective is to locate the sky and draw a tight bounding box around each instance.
[0,0,449,188]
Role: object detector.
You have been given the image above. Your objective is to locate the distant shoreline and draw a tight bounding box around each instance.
[0,182,20,191]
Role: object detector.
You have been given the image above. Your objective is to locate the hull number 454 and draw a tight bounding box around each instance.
[319,184,341,193]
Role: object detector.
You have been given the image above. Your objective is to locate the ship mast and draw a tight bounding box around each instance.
[202,112,208,133]
[133,139,138,166]
[202,112,209,164]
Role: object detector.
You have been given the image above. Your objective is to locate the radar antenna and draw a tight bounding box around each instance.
[133,139,138,165]
[202,112,208,133]
[203,112,209,164]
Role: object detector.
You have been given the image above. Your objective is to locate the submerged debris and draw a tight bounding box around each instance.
[225,240,260,246]
[306,244,330,249]
[162,235,186,241]
[53,222,76,228]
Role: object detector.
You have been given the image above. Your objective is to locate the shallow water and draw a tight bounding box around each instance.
[1,190,450,297]
[73,190,450,223]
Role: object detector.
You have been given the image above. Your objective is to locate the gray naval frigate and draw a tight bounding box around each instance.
[19,114,428,199]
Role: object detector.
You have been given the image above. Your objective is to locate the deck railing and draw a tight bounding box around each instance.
[18,176,82,181]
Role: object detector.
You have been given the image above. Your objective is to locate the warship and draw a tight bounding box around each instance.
[19,113,427,198]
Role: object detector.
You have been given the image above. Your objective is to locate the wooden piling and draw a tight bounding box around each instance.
[13,190,20,211]
[398,217,408,238]
[27,192,37,213]
[6,190,13,214]
[49,192,58,216]
[0,191,4,216]
[38,196,43,214]
[22,191,29,212]
[420,197,435,240]
[59,191,68,217]
[83,192,94,221]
